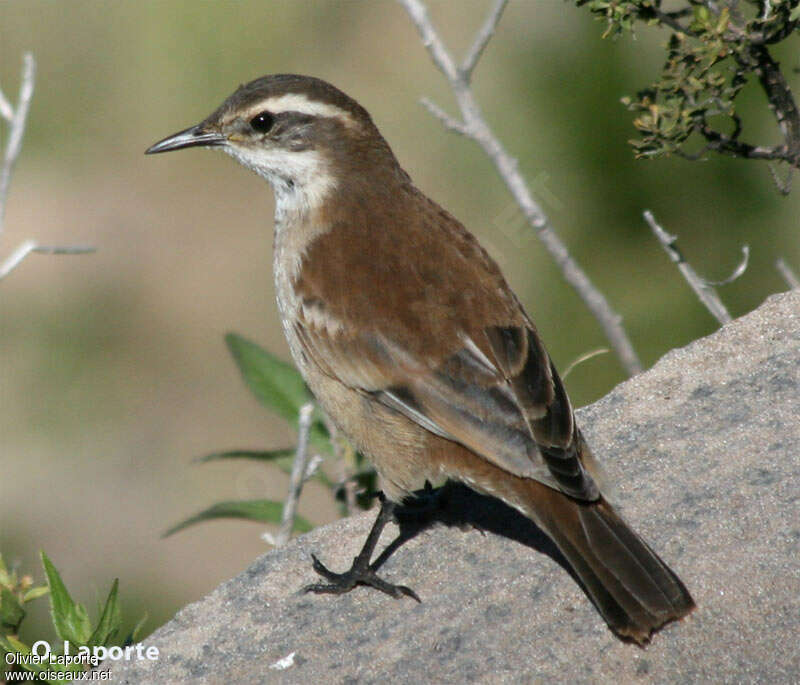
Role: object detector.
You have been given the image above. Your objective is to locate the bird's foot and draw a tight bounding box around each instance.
[302,553,420,602]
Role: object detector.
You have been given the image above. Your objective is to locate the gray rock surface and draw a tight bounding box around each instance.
[109,291,800,684]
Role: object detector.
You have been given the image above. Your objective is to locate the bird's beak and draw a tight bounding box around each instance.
[145,124,226,155]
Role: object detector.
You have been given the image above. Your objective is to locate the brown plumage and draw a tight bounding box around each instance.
[147,74,695,645]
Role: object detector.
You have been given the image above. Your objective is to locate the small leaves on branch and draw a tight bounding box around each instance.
[1,552,142,682]
[578,0,800,185]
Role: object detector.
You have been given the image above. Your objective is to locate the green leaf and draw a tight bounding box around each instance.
[224,334,333,455]
[225,333,331,454]
[41,551,92,645]
[0,586,25,631]
[1,635,48,675]
[197,447,332,483]
[0,554,10,586]
[195,448,295,463]
[164,499,313,537]
[87,579,120,648]
[126,612,148,645]
[225,333,311,423]
[22,586,49,603]
[715,8,729,33]
[1,634,28,654]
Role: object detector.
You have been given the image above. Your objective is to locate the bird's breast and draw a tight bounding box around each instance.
[272,215,330,377]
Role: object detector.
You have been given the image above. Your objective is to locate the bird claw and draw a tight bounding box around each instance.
[302,553,421,602]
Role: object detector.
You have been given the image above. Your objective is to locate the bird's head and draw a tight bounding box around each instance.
[146,74,402,217]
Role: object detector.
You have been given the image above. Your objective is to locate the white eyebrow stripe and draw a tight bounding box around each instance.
[245,94,355,125]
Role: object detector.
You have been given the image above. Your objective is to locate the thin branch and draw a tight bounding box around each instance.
[304,454,323,481]
[652,9,696,36]
[401,0,459,82]
[767,162,793,195]
[697,17,800,168]
[271,403,315,547]
[643,210,740,325]
[460,0,509,81]
[0,53,97,279]
[399,0,643,375]
[0,87,13,123]
[0,241,96,281]
[420,97,468,134]
[336,464,356,517]
[324,415,358,517]
[698,124,799,166]
[704,245,750,286]
[749,44,800,160]
[0,53,35,236]
[562,348,610,379]
[775,258,799,289]
[758,18,799,46]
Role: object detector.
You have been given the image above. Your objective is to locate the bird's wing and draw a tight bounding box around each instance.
[291,195,600,502]
[294,306,597,501]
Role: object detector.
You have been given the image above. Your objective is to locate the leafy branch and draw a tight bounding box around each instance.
[166,334,377,545]
[579,0,800,188]
[1,552,143,683]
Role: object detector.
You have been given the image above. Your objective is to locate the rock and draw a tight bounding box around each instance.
[108,291,800,683]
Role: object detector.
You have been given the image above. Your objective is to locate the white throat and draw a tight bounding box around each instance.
[223,143,335,363]
[223,145,335,229]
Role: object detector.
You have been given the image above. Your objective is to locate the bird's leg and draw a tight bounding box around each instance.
[302,494,420,602]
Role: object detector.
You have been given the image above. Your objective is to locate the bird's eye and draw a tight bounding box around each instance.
[250,111,275,133]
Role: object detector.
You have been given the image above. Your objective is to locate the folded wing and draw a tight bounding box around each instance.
[294,299,600,501]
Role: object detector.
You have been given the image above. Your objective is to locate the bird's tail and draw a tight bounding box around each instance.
[517,479,695,645]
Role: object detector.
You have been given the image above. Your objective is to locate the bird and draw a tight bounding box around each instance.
[146,74,695,645]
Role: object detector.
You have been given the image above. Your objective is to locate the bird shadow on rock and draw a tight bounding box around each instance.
[370,481,582,591]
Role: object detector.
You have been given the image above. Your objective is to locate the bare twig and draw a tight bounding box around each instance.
[0,53,35,235]
[749,44,800,162]
[337,443,358,517]
[269,403,315,547]
[767,162,793,195]
[460,0,509,81]
[399,0,642,375]
[304,454,323,481]
[420,97,468,135]
[652,9,695,36]
[775,258,799,289]
[0,87,13,122]
[322,412,357,516]
[0,53,96,279]
[562,348,610,379]
[643,210,745,325]
[704,245,750,286]
[0,241,96,281]
[697,123,800,167]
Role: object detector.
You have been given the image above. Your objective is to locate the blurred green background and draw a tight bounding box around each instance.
[2,1,797,640]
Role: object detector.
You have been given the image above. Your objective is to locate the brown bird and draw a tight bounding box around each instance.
[147,74,695,644]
